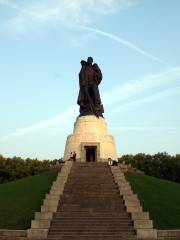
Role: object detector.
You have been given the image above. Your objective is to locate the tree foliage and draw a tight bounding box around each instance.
[119,152,180,183]
[0,155,63,183]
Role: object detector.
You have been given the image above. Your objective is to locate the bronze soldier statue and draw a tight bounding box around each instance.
[77,57,104,117]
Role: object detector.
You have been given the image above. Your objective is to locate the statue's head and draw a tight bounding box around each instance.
[93,63,98,69]
[81,60,86,66]
[87,56,93,64]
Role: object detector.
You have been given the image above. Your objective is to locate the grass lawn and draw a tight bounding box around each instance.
[125,172,180,229]
[0,171,58,230]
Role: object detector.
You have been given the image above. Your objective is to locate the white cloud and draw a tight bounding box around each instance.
[76,25,169,65]
[0,0,168,65]
[102,67,180,107]
[0,0,138,30]
[0,67,180,141]
[108,86,180,116]
[0,106,77,141]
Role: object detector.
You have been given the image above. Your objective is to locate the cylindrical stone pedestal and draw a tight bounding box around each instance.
[63,115,117,162]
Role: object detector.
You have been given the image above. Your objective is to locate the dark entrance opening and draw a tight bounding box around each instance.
[85,146,97,162]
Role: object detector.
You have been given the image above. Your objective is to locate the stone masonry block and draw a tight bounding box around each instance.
[119,186,132,191]
[115,176,125,180]
[120,189,134,196]
[43,199,59,207]
[123,195,138,202]
[51,186,64,192]
[45,194,60,201]
[31,220,51,229]
[136,228,157,239]
[113,173,122,176]
[53,179,66,185]
[131,212,149,220]
[117,182,130,187]
[52,182,66,188]
[49,190,63,196]
[116,180,126,184]
[157,230,180,238]
[41,205,57,212]
[116,181,129,186]
[134,219,153,229]
[124,199,141,207]
[0,230,27,237]
[27,229,48,239]
[35,212,53,220]
[126,205,143,213]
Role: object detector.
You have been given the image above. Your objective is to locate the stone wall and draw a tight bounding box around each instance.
[63,116,117,161]
[157,230,180,240]
[118,163,144,174]
[0,230,27,240]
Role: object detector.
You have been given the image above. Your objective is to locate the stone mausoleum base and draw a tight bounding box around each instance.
[63,115,117,162]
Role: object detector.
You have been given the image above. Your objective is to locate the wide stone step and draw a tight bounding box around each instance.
[57,207,126,212]
[53,215,130,218]
[59,202,123,206]
[62,191,119,195]
[50,227,133,231]
[47,237,137,240]
[51,221,132,225]
[68,172,112,174]
[0,238,27,240]
[47,234,137,240]
[61,193,121,197]
[63,188,118,191]
[50,220,133,225]
[58,205,125,210]
[54,213,130,217]
[59,198,123,202]
[65,181,115,184]
[48,231,135,235]
[72,165,108,168]
[63,186,117,190]
[52,218,131,222]
[52,220,131,224]
[63,186,118,190]
[58,202,124,205]
[67,175,113,177]
[47,237,136,240]
[57,210,126,214]
[49,227,134,231]
[68,174,112,176]
[68,176,114,178]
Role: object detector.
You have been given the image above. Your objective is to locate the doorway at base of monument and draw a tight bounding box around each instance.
[81,142,99,162]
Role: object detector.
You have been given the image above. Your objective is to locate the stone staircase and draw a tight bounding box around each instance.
[47,162,137,240]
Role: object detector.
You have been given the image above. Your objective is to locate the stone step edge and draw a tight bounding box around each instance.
[27,161,73,240]
[110,166,157,240]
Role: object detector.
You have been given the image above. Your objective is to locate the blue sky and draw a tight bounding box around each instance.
[0,0,180,159]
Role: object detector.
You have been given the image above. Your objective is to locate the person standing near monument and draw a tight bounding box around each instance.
[73,152,76,162]
[77,57,104,117]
